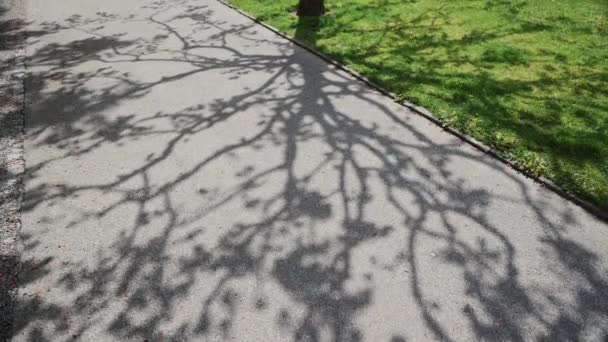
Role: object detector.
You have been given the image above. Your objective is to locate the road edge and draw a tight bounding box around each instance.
[0,0,26,340]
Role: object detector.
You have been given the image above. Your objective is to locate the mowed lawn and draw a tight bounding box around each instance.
[227,0,608,209]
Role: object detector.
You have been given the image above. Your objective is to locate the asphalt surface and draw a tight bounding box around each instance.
[12,0,608,340]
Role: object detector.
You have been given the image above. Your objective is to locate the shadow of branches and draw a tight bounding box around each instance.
[275,0,608,206]
[14,0,608,341]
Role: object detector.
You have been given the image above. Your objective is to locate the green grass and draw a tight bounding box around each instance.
[228,0,608,209]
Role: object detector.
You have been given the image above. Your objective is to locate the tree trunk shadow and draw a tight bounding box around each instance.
[294,15,321,46]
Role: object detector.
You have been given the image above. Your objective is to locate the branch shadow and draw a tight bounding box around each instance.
[284,0,608,206]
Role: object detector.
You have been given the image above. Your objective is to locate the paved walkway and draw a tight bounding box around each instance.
[15,0,608,340]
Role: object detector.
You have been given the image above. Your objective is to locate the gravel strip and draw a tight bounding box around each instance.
[0,0,26,340]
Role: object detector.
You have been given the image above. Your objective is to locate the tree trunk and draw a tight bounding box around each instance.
[297,0,325,16]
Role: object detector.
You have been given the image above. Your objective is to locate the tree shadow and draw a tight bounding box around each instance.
[294,15,320,44]
[12,0,608,341]
[279,0,608,206]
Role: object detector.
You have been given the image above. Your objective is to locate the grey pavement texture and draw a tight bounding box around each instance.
[13,0,608,340]
[0,0,25,339]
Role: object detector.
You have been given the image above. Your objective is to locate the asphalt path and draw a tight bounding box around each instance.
[12,0,608,340]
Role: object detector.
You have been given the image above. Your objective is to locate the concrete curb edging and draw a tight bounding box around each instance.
[215,0,607,222]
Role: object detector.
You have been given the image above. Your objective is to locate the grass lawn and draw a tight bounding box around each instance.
[227,0,608,209]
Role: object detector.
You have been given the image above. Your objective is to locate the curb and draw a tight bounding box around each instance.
[216,0,607,222]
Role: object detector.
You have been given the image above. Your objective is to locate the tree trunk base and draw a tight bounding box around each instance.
[297,0,325,16]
